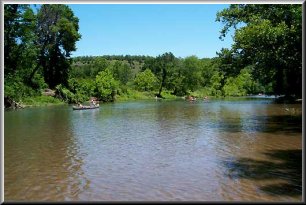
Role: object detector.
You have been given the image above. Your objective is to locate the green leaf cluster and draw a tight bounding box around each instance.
[134,69,158,91]
[95,69,119,102]
[216,4,302,97]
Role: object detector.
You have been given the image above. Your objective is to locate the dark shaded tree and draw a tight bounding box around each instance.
[31,4,81,88]
[143,52,177,97]
[4,4,37,76]
[216,4,302,97]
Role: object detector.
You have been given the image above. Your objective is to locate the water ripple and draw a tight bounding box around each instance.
[4,100,302,201]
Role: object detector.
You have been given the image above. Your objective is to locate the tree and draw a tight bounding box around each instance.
[209,71,224,97]
[170,59,186,96]
[145,52,177,97]
[4,4,42,102]
[200,58,218,87]
[181,56,203,92]
[222,77,241,96]
[110,61,133,85]
[31,4,81,88]
[216,4,302,97]
[215,48,247,79]
[4,4,37,77]
[134,69,158,91]
[223,67,255,96]
[95,69,119,102]
[91,57,109,77]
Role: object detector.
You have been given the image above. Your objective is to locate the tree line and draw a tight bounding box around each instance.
[66,53,263,103]
[4,4,81,104]
[4,4,302,107]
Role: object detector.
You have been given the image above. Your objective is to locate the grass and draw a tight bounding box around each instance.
[116,89,179,102]
[116,89,155,101]
[17,91,267,108]
[18,89,178,107]
[21,95,65,107]
[189,88,215,98]
[160,90,179,100]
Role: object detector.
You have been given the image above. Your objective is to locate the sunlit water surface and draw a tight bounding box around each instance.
[5,98,302,201]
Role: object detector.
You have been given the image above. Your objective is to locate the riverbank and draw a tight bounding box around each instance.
[116,90,179,102]
[22,96,65,107]
[5,96,65,109]
[5,91,302,109]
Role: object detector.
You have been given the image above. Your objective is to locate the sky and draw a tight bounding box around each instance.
[67,4,234,58]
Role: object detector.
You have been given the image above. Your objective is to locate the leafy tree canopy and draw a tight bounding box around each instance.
[216,4,302,97]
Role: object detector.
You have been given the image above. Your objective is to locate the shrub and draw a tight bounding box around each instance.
[55,84,76,103]
[95,69,119,102]
[134,69,158,91]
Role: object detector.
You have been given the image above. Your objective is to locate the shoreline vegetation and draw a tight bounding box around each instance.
[4,5,302,110]
[4,90,302,110]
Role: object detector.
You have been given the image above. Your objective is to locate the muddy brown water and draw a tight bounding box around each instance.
[4,98,303,201]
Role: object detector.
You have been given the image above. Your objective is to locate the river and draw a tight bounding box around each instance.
[4,98,303,202]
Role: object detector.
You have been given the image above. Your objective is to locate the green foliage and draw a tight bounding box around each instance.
[190,87,212,98]
[68,78,96,100]
[109,61,133,85]
[134,69,158,91]
[170,56,208,96]
[209,71,224,97]
[4,74,37,101]
[145,52,177,96]
[223,68,256,96]
[237,67,254,93]
[36,4,81,88]
[4,5,37,77]
[171,75,187,96]
[181,56,203,91]
[70,52,263,100]
[4,4,82,106]
[223,77,243,96]
[216,4,302,97]
[31,72,48,90]
[95,69,119,102]
[201,58,218,87]
[215,48,246,79]
[4,4,301,107]
[116,89,154,101]
[55,84,76,103]
[22,96,64,106]
[160,90,178,99]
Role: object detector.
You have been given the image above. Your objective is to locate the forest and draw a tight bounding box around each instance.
[4,4,302,108]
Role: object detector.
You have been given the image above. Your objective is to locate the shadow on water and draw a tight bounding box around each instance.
[257,115,302,134]
[218,115,302,134]
[223,149,302,196]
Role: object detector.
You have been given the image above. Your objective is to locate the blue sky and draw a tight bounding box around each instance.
[67,4,234,58]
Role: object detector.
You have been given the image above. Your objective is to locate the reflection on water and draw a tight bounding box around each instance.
[4,99,302,201]
[4,106,90,201]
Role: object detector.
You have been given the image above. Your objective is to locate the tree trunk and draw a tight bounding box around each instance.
[158,68,166,97]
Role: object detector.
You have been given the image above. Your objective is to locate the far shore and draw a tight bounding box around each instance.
[4,93,302,110]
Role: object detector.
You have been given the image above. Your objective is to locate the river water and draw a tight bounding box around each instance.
[4,98,303,202]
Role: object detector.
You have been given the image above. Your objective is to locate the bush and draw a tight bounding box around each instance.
[223,77,244,96]
[4,75,38,101]
[55,84,76,103]
[95,69,119,102]
[160,90,177,99]
[22,96,64,106]
[190,87,212,98]
[134,69,158,91]
[222,68,256,96]
[31,72,48,90]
